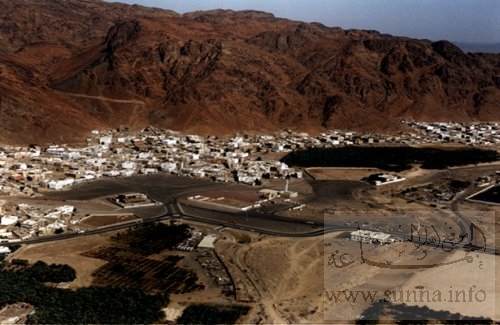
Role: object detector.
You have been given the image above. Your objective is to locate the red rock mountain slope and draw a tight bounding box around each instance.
[0,0,499,143]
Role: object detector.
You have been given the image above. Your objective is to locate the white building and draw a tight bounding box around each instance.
[99,136,113,146]
[56,205,75,215]
[138,152,151,159]
[163,138,178,146]
[104,170,120,177]
[197,234,217,249]
[140,168,158,175]
[48,178,75,190]
[1,216,18,226]
[351,230,391,244]
[121,170,135,177]
[160,162,177,173]
[22,219,38,230]
[121,162,136,170]
[62,151,81,160]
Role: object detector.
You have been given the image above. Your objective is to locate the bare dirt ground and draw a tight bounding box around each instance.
[4,162,500,323]
[305,165,440,184]
[214,221,499,323]
[80,213,139,227]
[19,224,489,324]
[400,250,498,321]
[262,177,314,195]
[7,234,111,288]
[217,233,326,324]
[306,167,382,180]
[322,232,499,322]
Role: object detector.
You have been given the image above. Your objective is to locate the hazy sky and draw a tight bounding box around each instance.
[109,0,500,43]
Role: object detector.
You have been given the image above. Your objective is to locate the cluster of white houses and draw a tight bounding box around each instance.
[0,201,79,243]
[404,120,500,145]
[0,128,316,197]
[0,122,498,243]
[2,122,484,197]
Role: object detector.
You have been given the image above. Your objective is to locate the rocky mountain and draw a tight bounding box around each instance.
[1,0,499,143]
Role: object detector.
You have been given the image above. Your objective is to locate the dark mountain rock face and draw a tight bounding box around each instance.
[0,0,499,143]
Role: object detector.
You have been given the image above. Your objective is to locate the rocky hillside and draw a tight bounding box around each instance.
[1,0,499,143]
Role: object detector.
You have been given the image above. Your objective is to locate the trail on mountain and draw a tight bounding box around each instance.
[56,91,147,105]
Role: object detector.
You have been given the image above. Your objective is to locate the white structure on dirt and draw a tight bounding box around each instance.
[351,229,391,244]
[197,234,217,249]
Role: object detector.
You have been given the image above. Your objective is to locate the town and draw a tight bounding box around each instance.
[0,120,500,246]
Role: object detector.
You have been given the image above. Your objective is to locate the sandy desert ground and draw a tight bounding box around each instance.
[5,163,500,323]
[7,234,110,288]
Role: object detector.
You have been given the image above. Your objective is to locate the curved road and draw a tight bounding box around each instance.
[4,174,496,255]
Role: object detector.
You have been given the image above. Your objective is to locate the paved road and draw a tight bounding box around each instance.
[6,174,496,255]
[7,198,494,257]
